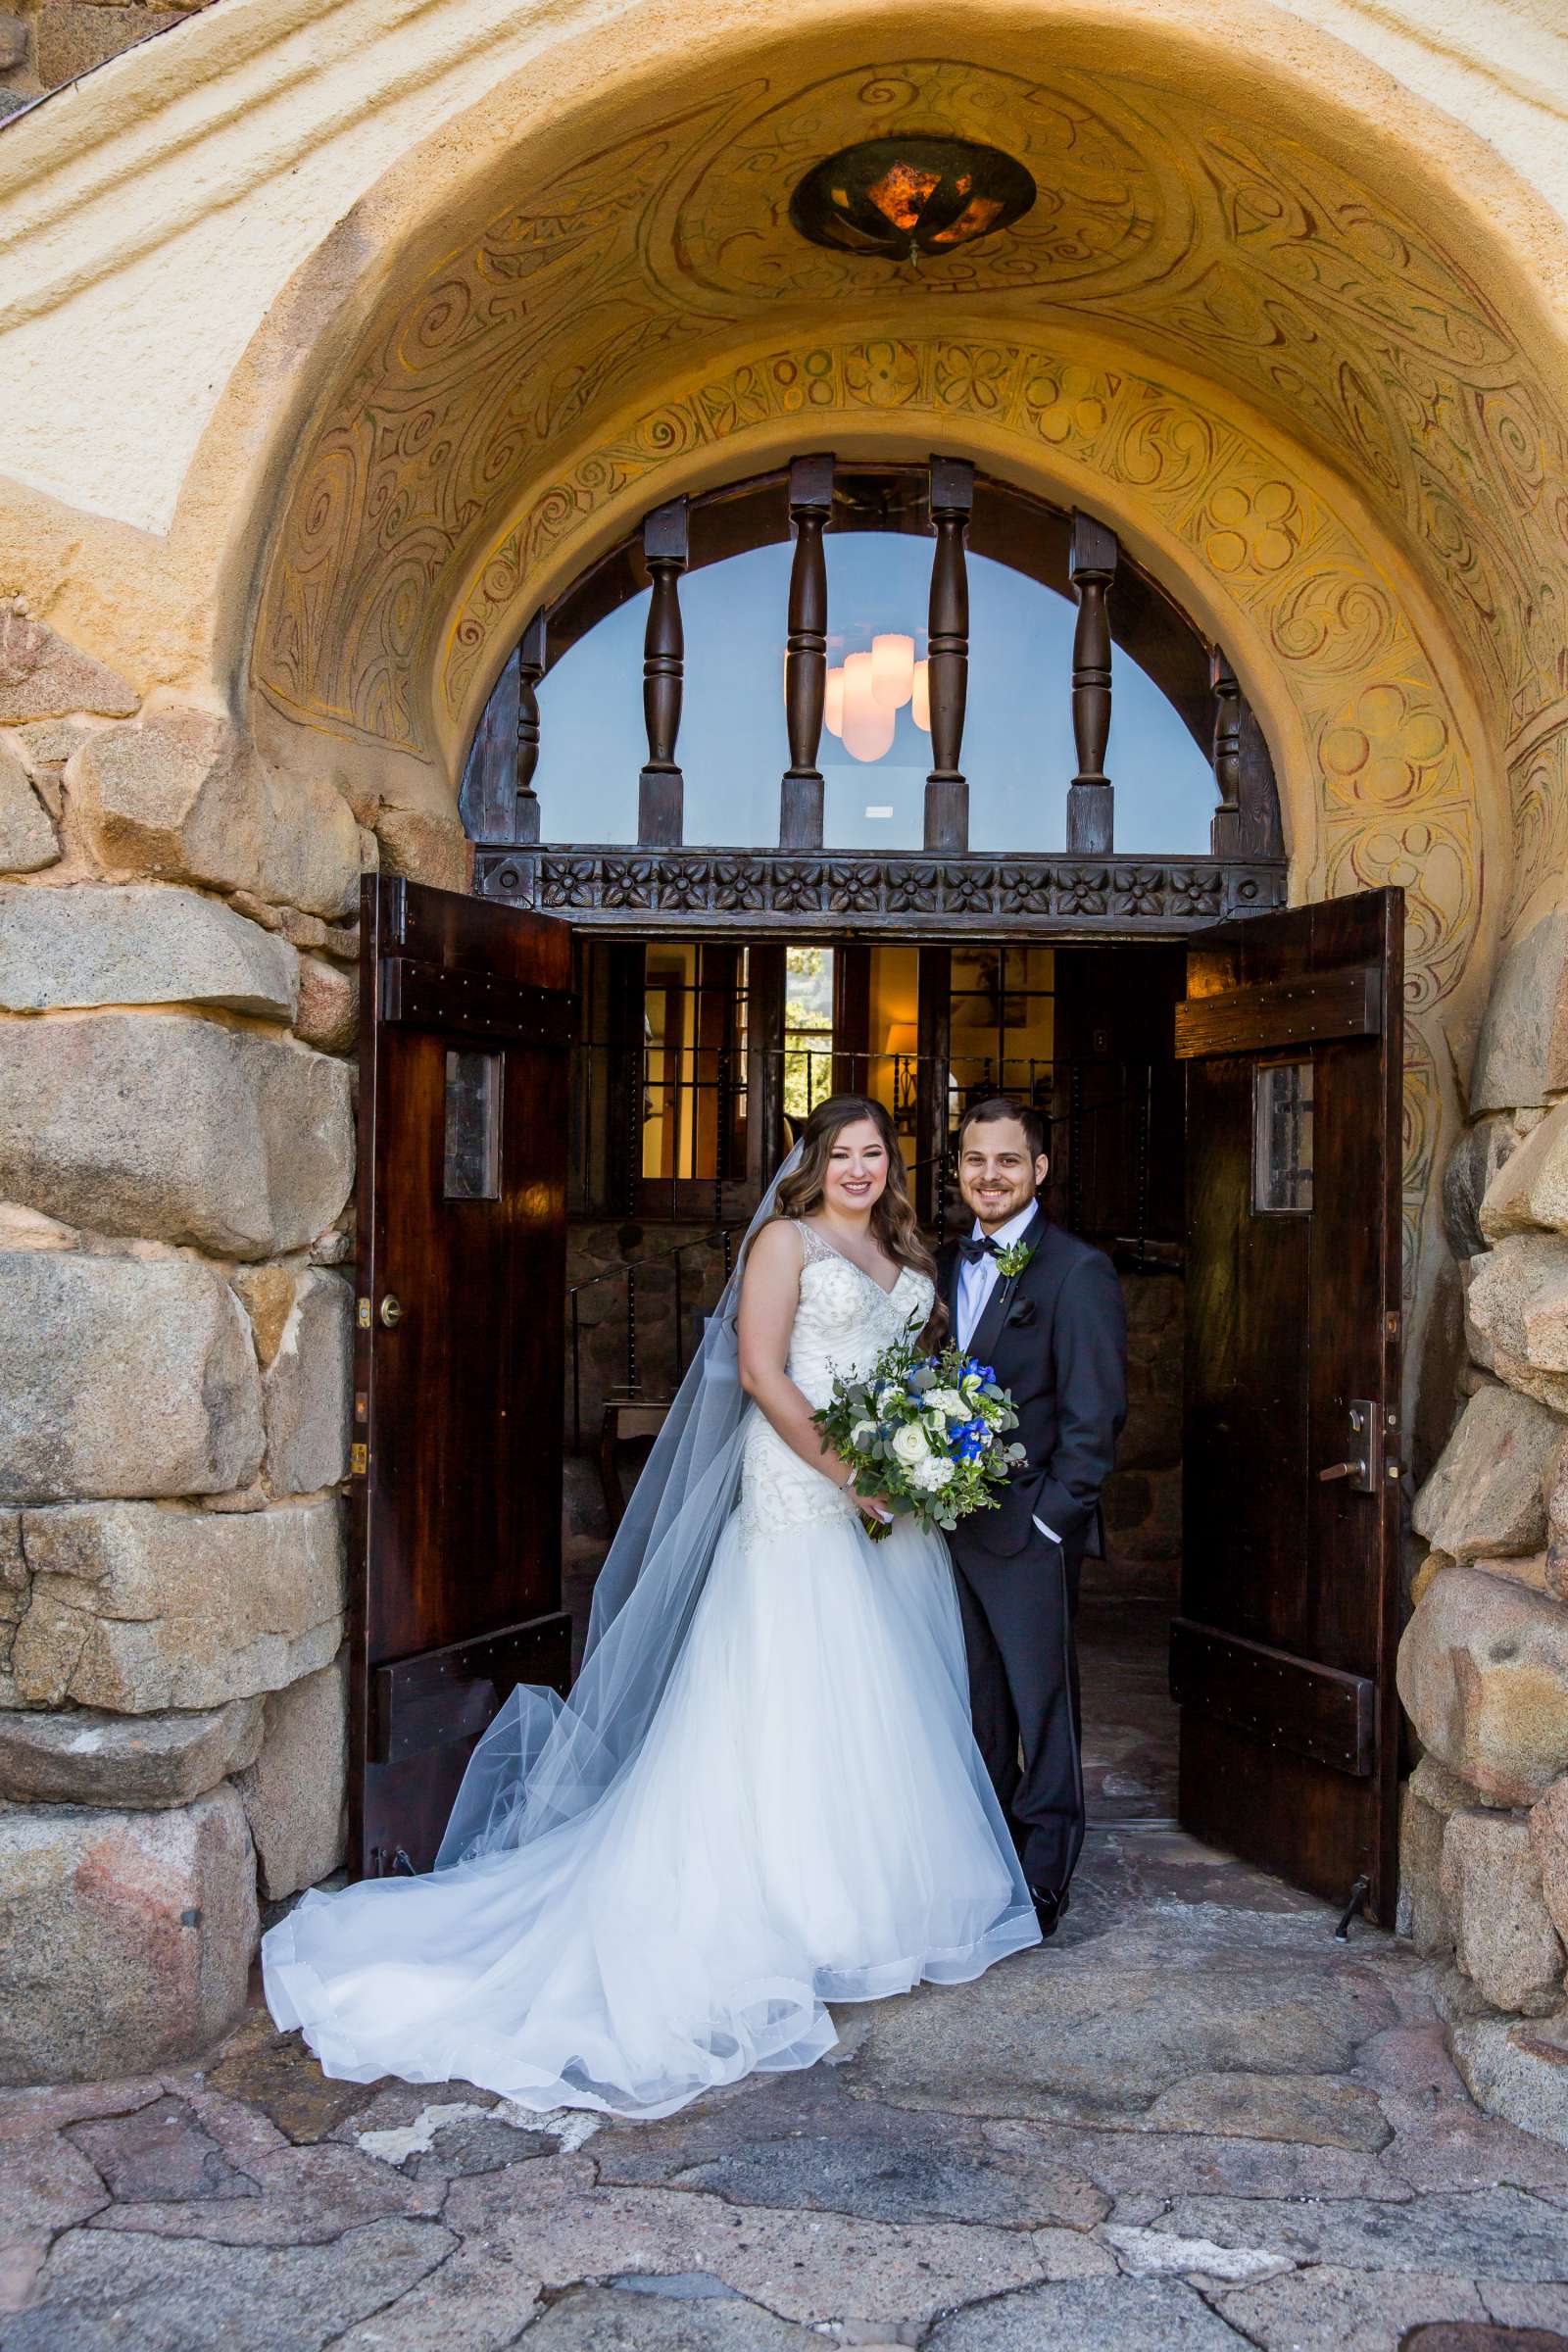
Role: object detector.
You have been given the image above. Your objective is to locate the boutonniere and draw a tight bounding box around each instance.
[994,1240,1036,1280]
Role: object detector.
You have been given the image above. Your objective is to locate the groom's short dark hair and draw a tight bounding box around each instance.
[957,1096,1048,1160]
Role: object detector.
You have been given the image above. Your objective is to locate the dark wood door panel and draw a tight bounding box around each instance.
[1178,887,1402,1923]
[352,875,574,1878]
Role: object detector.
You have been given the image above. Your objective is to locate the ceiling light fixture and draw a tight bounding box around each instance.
[789,133,1036,265]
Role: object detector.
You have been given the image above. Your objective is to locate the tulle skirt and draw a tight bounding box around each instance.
[262,1507,1039,2120]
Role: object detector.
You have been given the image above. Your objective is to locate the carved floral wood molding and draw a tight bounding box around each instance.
[473,847,1289,928]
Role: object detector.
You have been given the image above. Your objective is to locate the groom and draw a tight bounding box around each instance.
[938,1097,1127,1937]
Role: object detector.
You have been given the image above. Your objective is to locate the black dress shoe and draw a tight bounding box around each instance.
[1032,1886,1070,1938]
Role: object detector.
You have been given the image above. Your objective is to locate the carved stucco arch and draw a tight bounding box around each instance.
[397,325,1483,1293]
[235,16,1568,1388]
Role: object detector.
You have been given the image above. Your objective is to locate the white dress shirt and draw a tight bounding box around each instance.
[956,1206,1059,1545]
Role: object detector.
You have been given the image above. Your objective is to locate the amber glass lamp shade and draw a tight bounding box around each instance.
[790,134,1036,263]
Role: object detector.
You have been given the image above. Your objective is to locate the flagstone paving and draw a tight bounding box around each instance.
[4,1827,1568,2351]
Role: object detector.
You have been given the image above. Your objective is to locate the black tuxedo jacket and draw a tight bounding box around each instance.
[937,1208,1128,1562]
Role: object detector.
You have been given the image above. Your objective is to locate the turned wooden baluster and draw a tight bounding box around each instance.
[511,611,546,846]
[1209,646,1243,858]
[1066,510,1117,854]
[925,456,973,854]
[638,498,689,847]
[1210,646,1287,859]
[780,453,835,851]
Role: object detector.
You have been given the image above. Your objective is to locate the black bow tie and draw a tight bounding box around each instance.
[957,1235,1000,1265]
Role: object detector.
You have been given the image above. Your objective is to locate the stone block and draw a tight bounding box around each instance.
[1396,1564,1568,1806]
[0,741,59,871]
[0,883,297,1016]
[0,611,136,725]
[1481,1099,1568,1240]
[0,1250,264,1504]
[234,1654,347,1899]
[12,1496,343,1712]
[1411,1382,1560,1560]
[0,1785,257,2084]
[233,1262,296,1367]
[74,710,360,918]
[294,950,359,1052]
[374,807,470,894]
[1531,1774,1568,1946]
[0,1696,263,1807]
[262,1270,353,1494]
[0,1508,24,1683]
[0,16,26,73]
[34,5,189,84]
[1398,1763,1462,1956]
[1470,910,1568,1112]
[1440,1809,1565,2013]
[0,1011,353,1257]
[1450,2013,1568,2151]
[1444,1116,1513,1258]
[1465,1235,1568,1410]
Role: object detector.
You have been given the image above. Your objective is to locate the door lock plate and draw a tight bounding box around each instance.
[1317,1398,1381,1494]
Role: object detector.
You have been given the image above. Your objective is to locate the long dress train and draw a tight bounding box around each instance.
[262,1223,1038,2119]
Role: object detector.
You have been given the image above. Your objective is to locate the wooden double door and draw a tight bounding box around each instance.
[349,879,1403,1923]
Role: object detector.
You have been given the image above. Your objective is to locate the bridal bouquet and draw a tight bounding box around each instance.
[814,1328,1026,1540]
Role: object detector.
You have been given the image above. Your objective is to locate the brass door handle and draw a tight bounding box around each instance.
[1318,1459,1367,1483]
[378,1295,404,1329]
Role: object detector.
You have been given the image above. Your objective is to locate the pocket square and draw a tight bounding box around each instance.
[1006,1298,1038,1327]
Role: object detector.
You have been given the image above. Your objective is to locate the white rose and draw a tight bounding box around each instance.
[891,1421,931,1466]
[923,1388,966,1417]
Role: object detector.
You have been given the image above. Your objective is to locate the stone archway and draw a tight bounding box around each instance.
[5,0,1568,2104]
[234,29,1568,1399]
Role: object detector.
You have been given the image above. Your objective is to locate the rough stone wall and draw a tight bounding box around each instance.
[1103,1271,1183,1568]
[0,0,212,116]
[1399,908,1568,2146]
[565,1220,734,1446]
[0,601,363,2084]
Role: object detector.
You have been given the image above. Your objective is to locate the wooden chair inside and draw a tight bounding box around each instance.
[598,1396,673,1531]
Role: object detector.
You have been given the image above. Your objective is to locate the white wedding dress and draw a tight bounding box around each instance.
[263,1222,1038,2118]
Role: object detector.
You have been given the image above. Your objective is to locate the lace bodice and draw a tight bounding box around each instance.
[738,1221,935,1543]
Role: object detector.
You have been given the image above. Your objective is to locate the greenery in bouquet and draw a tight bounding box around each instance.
[812,1324,1026,1540]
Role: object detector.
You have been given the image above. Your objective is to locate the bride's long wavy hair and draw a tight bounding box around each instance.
[774,1095,946,1346]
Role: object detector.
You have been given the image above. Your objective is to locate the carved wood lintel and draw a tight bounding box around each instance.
[474,843,1287,937]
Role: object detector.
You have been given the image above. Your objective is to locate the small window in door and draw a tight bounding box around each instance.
[443,1050,503,1200]
[1253,1060,1313,1214]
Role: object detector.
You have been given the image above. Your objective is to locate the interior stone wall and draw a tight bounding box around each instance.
[0,602,366,2082]
[1400,909,1568,2146]
[1102,1270,1183,1570]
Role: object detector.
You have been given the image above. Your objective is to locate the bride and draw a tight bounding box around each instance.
[263,1094,1039,2118]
